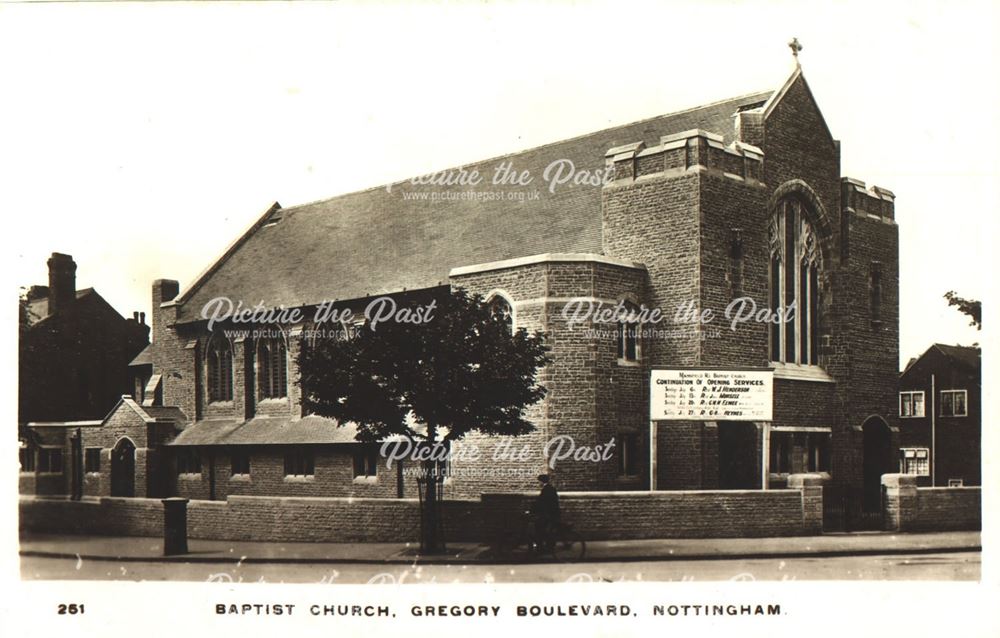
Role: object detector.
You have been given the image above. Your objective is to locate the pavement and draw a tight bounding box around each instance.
[19,530,981,565]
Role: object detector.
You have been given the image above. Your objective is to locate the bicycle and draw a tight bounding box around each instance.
[493,510,586,562]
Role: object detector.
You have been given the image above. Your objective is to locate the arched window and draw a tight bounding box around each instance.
[769,198,820,364]
[488,295,513,334]
[616,301,641,362]
[257,336,288,399]
[207,337,234,402]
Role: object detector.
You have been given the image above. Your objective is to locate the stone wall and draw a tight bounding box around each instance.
[882,474,980,532]
[21,475,824,543]
[484,485,819,540]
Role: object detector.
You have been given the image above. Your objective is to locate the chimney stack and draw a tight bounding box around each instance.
[47,253,76,315]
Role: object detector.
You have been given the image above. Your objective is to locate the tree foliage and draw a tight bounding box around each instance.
[944,291,981,330]
[298,289,550,444]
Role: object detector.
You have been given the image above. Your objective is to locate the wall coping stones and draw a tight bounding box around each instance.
[482,489,801,498]
[881,473,918,488]
[787,473,827,488]
[449,252,647,278]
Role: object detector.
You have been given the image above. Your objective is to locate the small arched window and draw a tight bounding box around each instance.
[488,295,514,334]
[257,336,288,399]
[769,197,820,364]
[207,336,234,402]
[616,301,641,362]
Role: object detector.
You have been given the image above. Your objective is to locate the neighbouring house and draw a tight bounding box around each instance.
[18,252,150,496]
[898,343,981,487]
[22,63,901,516]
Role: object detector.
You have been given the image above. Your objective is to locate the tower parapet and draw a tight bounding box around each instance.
[842,177,895,222]
[605,129,764,185]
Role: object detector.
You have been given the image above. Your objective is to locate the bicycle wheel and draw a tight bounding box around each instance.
[492,532,516,561]
[494,530,533,562]
[551,526,586,562]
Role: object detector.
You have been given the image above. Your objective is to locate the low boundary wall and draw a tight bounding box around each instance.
[484,480,822,540]
[882,474,981,532]
[19,473,826,543]
[18,496,483,543]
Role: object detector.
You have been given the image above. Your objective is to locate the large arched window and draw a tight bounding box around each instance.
[207,336,234,402]
[488,294,514,334]
[257,336,288,399]
[769,198,820,364]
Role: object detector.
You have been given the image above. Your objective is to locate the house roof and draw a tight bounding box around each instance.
[168,414,364,446]
[24,288,95,327]
[129,344,152,367]
[931,343,981,371]
[173,89,774,323]
[901,343,981,376]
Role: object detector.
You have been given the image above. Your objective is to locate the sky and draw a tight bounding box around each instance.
[1,0,995,367]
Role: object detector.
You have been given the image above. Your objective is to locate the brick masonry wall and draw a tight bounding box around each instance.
[450,261,561,495]
[603,172,701,366]
[911,488,981,532]
[75,400,154,498]
[762,76,859,490]
[18,495,483,543]
[20,427,70,496]
[697,169,770,368]
[20,480,821,542]
[151,280,196,420]
[167,445,422,501]
[881,474,980,532]
[482,488,816,540]
[451,259,648,493]
[753,73,896,491]
[841,209,900,425]
[20,497,164,537]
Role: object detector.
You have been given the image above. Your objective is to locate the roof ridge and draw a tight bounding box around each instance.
[279,88,774,214]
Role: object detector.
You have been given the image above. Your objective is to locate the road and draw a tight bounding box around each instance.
[20,552,980,583]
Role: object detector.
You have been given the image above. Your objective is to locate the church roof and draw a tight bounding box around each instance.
[172,89,774,323]
[169,414,362,446]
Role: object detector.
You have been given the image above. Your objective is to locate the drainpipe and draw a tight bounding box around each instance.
[208,450,216,500]
[649,420,658,491]
[931,374,936,486]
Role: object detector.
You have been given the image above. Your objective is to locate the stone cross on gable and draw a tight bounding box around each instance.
[788,38,803,65]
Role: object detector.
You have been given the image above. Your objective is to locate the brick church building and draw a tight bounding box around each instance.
[40,64,900,506]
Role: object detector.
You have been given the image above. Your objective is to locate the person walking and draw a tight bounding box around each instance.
[532,473,560,553]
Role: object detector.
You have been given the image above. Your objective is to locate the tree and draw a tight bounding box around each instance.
[944,291,981,330]
[298,289,550,552]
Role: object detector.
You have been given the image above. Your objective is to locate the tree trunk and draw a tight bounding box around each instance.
[421,457,445,553]
[420,426,445,553]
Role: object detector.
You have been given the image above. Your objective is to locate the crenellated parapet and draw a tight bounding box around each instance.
[604,129,764,185]
[841,177,895,222]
